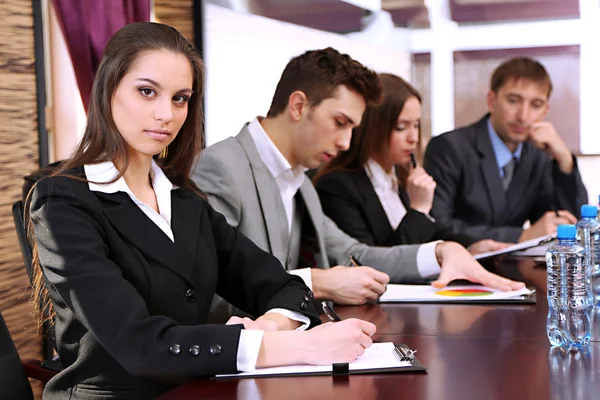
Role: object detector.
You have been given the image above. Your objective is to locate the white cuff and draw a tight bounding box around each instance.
[266,308,311,331]
[289,268,313,290]
[235,308,311,372]
[417,241,442,279]
[236,329,264,372]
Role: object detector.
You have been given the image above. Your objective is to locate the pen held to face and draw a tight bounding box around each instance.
[410,153,417,169]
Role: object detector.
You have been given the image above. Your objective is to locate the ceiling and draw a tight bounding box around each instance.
[236,0,579,33]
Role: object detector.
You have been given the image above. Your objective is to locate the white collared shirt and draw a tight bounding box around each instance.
[86,160,176,241]
[247,118,313,288]
[84,160,309,372]
[365,159,407,230]
[363,159,441,279]
[247,118,307,234]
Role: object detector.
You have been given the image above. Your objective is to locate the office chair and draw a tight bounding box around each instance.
[12,200,58,367]
[0,310,56,399]
[13,161,64,366]
[12,201,34,283]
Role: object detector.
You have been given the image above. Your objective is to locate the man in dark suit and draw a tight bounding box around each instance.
[424,57,587,243]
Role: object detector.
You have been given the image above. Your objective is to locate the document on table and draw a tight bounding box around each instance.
[379,284,532,303]
[215,342,423,378]
[473,233,555,260]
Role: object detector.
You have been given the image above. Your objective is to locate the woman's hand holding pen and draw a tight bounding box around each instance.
[256,319,376,368]
[406,167,436,215]
[518,210,577,242]
[300,319,376,365]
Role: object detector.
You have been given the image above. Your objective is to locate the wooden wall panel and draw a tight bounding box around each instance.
[0,0,42,396]
[154,0,194,43]
[454,47,580,154]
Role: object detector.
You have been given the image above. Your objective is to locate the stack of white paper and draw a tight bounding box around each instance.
[215,342,410,378]
[378,284,532,303]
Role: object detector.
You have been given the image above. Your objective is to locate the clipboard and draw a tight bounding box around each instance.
[214,342,427,379]
[473,233,556,260]
[378,285,537,305]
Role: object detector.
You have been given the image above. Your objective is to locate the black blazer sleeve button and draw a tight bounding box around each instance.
[307,290,314,300]
[169,344,181,355]
[189,345,201,356]
[185,289,195,303]
[209,344,222,356]
[300,301,307,311]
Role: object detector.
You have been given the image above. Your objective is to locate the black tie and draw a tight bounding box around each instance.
[502,157,518,191]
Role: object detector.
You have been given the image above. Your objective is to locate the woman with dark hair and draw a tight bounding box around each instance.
[314,73,506,254]
[27,22,375,399]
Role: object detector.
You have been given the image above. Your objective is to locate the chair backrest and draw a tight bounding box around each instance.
[16,161,62,285]
[12,201,34,284]
[0,311,34,400]
[15,161,64,365]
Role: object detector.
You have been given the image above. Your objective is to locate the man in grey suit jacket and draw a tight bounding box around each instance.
[193,48,524,313]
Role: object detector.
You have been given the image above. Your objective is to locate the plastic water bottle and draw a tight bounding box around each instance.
[546,224,591,347]
[577,205,600,307]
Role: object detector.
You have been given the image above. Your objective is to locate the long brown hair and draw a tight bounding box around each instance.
[313,73,421,186]
[27,22,205,327]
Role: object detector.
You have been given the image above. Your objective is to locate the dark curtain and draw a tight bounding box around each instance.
[51,0,151,111]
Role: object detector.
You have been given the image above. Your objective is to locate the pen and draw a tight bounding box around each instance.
[321,301,341,322]
[349,255,362,266]
[410,153,417,169]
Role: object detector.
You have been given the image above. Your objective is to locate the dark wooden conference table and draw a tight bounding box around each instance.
[158,258,600,400]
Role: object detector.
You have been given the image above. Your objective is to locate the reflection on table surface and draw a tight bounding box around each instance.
[158,258,600,400]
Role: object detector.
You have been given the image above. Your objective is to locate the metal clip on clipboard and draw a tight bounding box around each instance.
[393,344,417,364]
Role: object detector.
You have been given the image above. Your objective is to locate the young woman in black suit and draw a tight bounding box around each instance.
[314,74,506,255]
[27,22,375,399]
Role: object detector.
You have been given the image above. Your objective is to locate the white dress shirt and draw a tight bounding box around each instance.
[364,159,442,279]
[246,118,313,288]
[84,160,309,372]
[365,159,407,230]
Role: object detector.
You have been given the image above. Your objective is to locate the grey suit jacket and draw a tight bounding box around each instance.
[192,125,425,286]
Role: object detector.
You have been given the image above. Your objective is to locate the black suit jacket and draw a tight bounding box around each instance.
[315,168,476,248]
[30,168,320,400]
[424,115,588,243]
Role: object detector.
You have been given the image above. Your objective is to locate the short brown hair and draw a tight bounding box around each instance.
[314,73,420,186]
[266,47,381,117]
[490,57,552,97]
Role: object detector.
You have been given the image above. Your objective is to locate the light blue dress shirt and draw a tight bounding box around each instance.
[487,117,523,178]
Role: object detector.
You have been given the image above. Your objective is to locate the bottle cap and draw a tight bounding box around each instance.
[581,205,598,218]
[557,224,576,240]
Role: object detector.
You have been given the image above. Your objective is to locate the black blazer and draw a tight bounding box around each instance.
[30,168,320,400]
[424,115,588,243]
[315,168,476,248]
